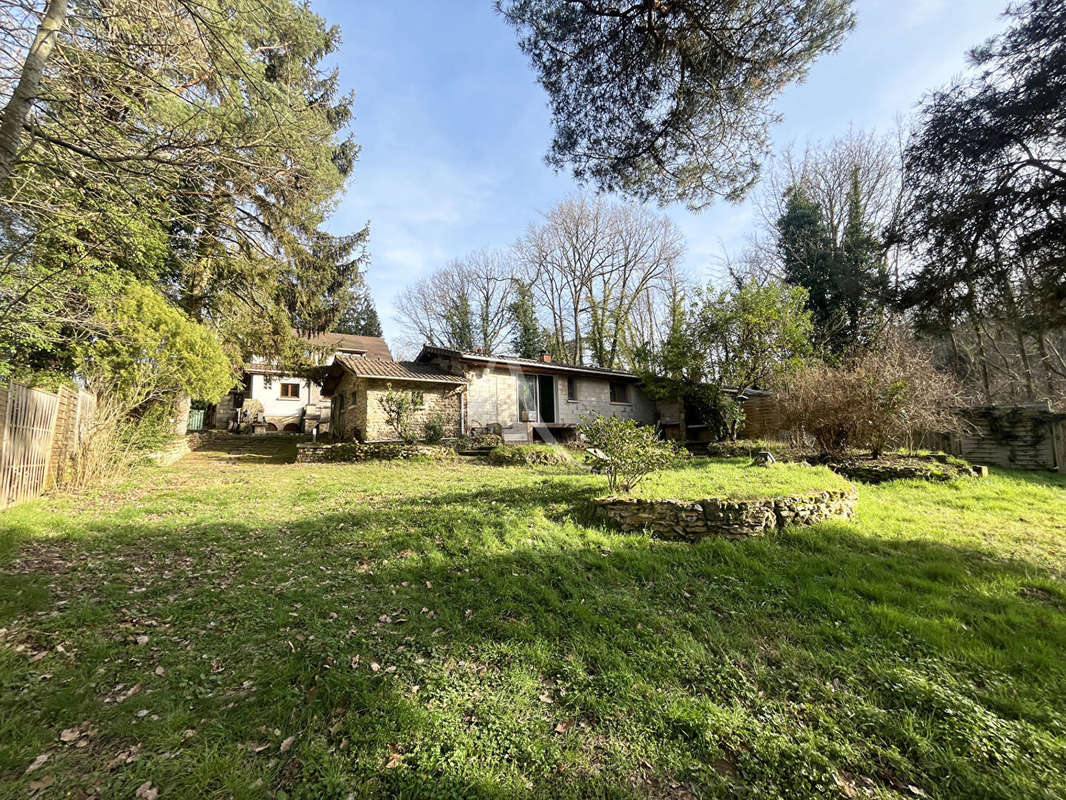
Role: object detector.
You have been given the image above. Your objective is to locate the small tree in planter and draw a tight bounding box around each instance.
[379,383,424,443]
[579,415,685,494]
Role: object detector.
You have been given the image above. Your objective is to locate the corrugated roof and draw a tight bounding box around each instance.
[335,355,466,384]
[302,332,393,359]
[416,345,641,380]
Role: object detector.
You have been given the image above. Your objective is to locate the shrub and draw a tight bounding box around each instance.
[488,444,575,466]
[776,329,961,458]
[579,415,685,494]
[457,432,504,451]
[378,383,424,443]
[66,401,179,488]
[423,410,446,444]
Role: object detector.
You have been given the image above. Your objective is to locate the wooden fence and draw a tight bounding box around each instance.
[917,403,1066,471]
[0,382,96,510]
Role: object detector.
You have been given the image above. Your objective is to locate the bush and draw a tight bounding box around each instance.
[378,383,424,443]
[579,415,686,494]
[457,432,504,451]
[488,444,575,466]
[423,410,446,444]
[66,400,179,488]
[776,329,961,458]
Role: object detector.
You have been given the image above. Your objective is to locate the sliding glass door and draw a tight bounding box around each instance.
[518,375,537,422]
[517,374,556,423]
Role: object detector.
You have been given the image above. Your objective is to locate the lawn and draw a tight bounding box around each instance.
[1,436,1064,800]
[631,459,853,500]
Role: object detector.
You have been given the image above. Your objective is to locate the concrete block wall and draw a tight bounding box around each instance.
[553,375,656,426]
[465,367,520,430]
[464,365,656,429]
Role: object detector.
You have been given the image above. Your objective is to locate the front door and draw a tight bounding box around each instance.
[537,375,556,423]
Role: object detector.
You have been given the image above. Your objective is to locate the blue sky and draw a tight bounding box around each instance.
[312,0,1009,353]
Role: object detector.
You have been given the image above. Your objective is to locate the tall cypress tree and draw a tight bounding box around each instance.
[837,170,888,348]
[777,186,838,350]
[444,295,475,352]
[510,281,545,358]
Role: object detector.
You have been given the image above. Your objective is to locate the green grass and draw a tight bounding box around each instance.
[1,436,1065,799]
[631,458,853,500]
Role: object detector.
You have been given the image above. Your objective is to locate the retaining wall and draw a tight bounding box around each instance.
[595,487,857,540]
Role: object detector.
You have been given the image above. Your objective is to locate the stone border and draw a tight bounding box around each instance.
[296,441,455,463]
[595,487,857,540]
[823,458,985,484]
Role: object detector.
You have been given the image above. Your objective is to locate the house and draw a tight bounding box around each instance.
[213,333,392,432]
[321,345,664,443]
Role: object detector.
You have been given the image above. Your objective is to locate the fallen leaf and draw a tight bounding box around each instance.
[135,635,149,646]
[25,752,50,774]
[134,781,158,800]
[280,735,295,753]
[539,693,554,704]
[370,662,380,672]
[154,666,166,676]
[59,727,81,742]
[385,752,403,769]
[554,720,574,734]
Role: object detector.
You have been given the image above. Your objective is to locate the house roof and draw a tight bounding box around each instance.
[321,355,466,396]
[302,332,392,359]
[416,345,642,381]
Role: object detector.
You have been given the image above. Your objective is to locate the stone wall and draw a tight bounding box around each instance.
[328,373,462,442]
[825,457,984,484]
[595,487,857,540]
[296,441,455,463]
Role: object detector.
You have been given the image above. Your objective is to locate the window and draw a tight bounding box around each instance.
[609,381,630,404]
[566,377,578,402]
[280,382,301,399]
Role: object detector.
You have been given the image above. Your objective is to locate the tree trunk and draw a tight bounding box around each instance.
[0,0,69,190]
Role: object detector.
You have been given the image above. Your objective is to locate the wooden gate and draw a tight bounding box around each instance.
[187,408,206,432]
[0,383,61,509]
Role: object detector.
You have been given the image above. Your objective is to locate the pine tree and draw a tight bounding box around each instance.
[332,288,383,337]
[509,281,545,358]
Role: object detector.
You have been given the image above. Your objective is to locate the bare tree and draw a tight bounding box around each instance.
[0,0,67,187]
[515,196,684,368]
[742,126,906,285]
[395,250,517,354]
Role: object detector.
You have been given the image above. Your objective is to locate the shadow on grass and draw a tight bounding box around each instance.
[189,433,302,465]
[1,478,1065,799]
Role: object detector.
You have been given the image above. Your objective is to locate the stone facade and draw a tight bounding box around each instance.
[329,372,463,442]
[595,487,857,540]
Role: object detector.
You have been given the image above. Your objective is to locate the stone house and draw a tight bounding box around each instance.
[213,333,392,432]
[321,345,666,443]
[321,356,466,441]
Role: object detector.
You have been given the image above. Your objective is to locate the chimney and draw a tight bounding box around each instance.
[539,351,552,363]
